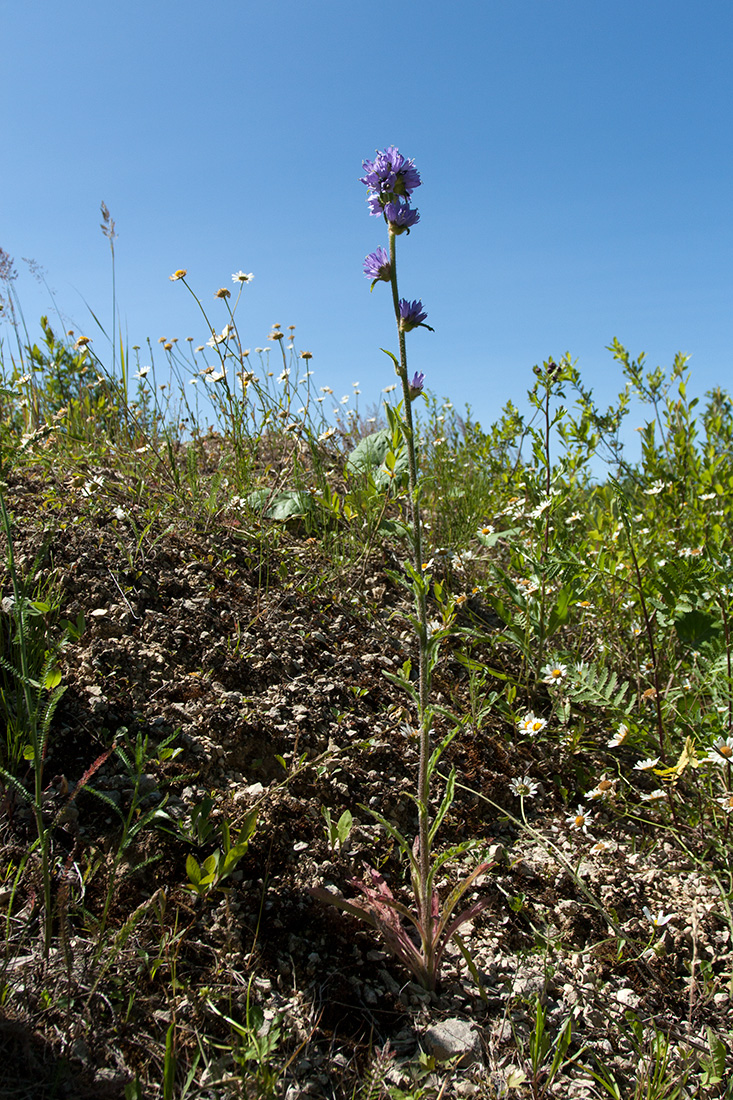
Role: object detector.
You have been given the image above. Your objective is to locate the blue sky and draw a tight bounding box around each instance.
[2,0,731,444]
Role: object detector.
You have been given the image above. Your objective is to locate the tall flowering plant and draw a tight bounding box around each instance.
[311,147,492,990]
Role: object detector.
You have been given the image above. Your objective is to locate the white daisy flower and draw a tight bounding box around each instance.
[634,757,660,772]
[541,662,567,686]
[608,723,630,748]
[710,736,733,764]
[643,906,673,929]
[518,712,547,736]
[566,805,592,833]
[587,775,615,800]
[509,776,539,799]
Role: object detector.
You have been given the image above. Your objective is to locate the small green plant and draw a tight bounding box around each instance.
[698,1027,729,1094]
[0,481,73,953]
[84,730,176,941]
[321,805,353,854]
[178,793,217,845]
[519,995,581,1099]
[589,1017,692,1099]
[185,810,257,897]
[205,978,296,1098]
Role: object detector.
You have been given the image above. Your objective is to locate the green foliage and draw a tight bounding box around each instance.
[699,1028,728,1091]
[565,661,632,712]
[247,487,316,523]
[206,980,287,1097]
[526,996,578,1097]
[27,316,105,417]
[185,809,258,896]
[321,805,354,854]
[5,264,733,1094]
[346,424,409,492]
[589,1017,695,1100]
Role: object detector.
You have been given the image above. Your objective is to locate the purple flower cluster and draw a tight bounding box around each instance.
[384,202,420,232]
[360,146,421,198]
[363,246,391,282]
[399,299,428,332]
[362,147,431,397]
[361,145,421,234]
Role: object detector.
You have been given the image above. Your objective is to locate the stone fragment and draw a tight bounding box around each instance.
[615,987,641,1008]
[423,1017,482,1067]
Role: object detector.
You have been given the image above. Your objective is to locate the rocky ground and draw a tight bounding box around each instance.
[1,454,731,1098]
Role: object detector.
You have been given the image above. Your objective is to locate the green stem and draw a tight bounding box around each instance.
[387,228,433,978]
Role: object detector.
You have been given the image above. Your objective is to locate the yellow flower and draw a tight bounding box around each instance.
[169,269,187,281]
[74,336,90,349]
[215,288,231,299]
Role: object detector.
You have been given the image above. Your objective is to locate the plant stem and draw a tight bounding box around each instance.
[719,595,732,735]
[387,227,433,976]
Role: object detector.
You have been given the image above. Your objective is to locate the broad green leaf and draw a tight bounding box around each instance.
[245,489,314,520]
[336,809,353,846]
[346,429,391,474]
[43,666,63,690]
[267,490,314,520]
[186,854,202,886]
[674,608,722,648]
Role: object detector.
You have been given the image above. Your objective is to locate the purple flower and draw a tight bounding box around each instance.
[363,247,391,282]
[399,299,428,332]
[408,371,425,399]
[360,146,421,199]
[366,192,385,217]
[384,201,420,234]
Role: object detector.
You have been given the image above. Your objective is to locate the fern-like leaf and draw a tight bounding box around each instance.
[567,662,631,712]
